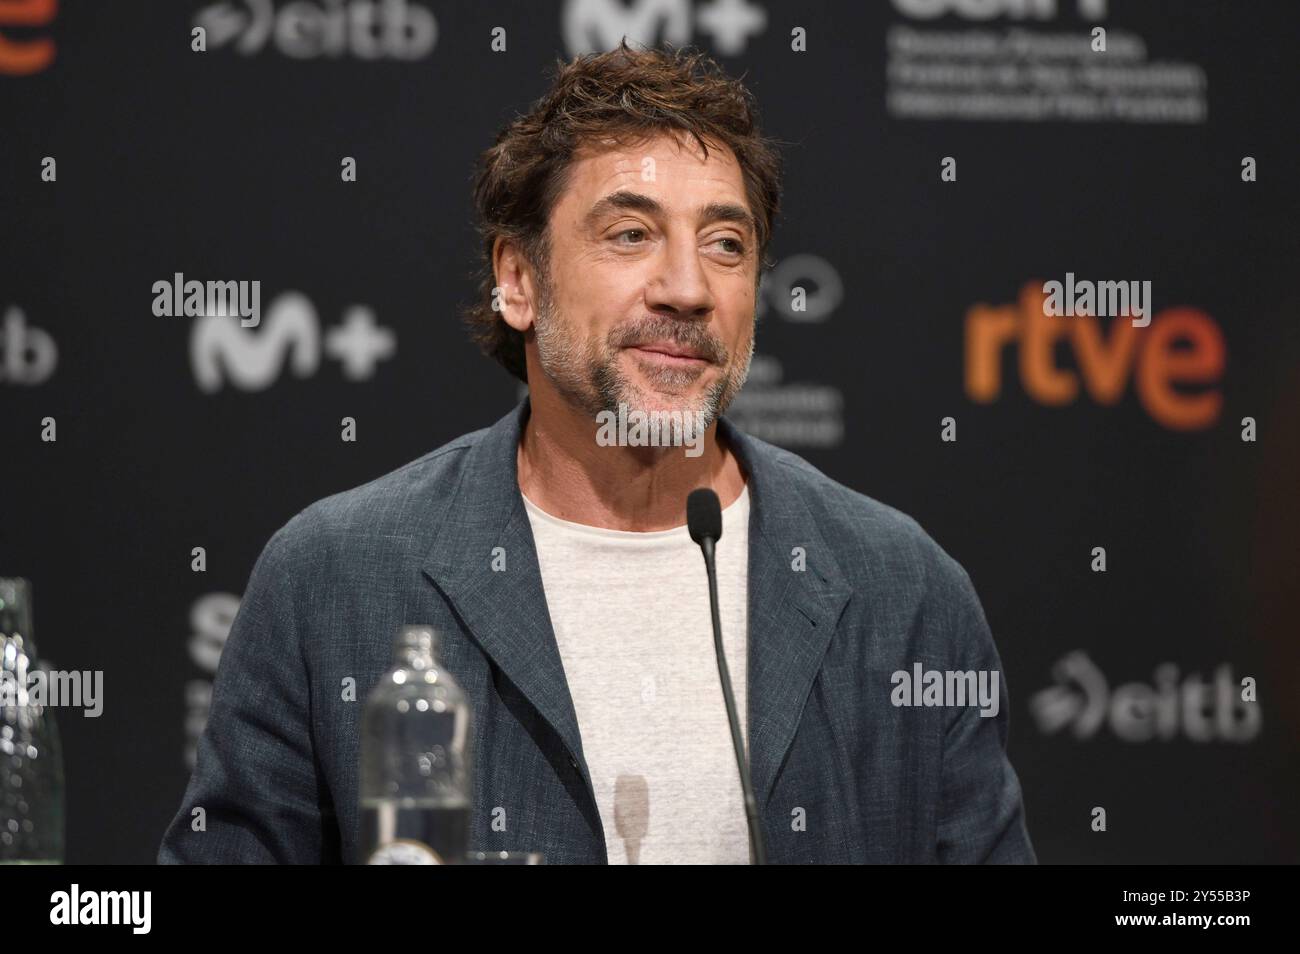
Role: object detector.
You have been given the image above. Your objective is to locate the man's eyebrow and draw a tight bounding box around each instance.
[584,190,756,238]
[698,201,756,238]
[583,190,664,228]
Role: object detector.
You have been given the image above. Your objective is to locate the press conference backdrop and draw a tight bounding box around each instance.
[3,0,1297,864]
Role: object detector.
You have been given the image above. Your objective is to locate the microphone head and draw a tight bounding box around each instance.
[686,488,722,545]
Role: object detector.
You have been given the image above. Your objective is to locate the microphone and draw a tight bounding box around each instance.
[686,487,767,865]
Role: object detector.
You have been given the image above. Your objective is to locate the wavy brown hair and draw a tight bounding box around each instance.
[462,39,785,383]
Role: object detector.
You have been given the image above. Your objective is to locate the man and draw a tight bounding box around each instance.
[160,41,1035,864]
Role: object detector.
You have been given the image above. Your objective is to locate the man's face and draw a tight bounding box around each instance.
[528,131,758,427]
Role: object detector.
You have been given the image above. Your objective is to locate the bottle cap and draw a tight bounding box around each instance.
[0,577,33,641]
[394,624,439,657]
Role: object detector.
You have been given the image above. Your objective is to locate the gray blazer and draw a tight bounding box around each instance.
[159,397,1036,864]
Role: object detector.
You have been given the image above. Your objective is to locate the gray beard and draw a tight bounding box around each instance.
[532,285,754,433]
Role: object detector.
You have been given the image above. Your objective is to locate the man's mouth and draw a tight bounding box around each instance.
[626,341,712,367]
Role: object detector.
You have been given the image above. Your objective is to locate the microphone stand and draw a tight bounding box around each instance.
[698,533,767,865]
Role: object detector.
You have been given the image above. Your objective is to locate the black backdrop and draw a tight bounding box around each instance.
[3,0,1298,863]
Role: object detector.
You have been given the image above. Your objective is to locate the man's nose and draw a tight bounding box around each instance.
[645,234,715,319]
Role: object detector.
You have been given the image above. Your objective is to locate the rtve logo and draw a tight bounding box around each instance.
[0,0,57,75]
[964,281,1225,430]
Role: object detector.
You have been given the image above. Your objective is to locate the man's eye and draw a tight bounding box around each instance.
[715,237,746,256]
[614,229,647,244]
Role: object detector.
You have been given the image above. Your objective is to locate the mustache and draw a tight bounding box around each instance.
[608,318,728,364]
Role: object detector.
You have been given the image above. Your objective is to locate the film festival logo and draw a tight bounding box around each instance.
[720,252,848,448]
[886,0,1210,126]
[192,0,436,59]
[562,0,770,58]
[723,355,844,449]
[756,252,843,325]
[1030,650,1261,743]
[891,0,1110,19]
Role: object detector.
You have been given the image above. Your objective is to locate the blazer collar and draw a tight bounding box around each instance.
[421,395,852,810]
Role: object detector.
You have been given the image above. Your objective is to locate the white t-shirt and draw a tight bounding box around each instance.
[521,485,751,864]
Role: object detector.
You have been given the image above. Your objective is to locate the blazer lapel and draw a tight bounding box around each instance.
[720,418,853,811]
[420,398,589,773]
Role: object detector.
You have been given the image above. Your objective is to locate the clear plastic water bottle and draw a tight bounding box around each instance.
[0,578,65,864]
[359,625,472,864]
